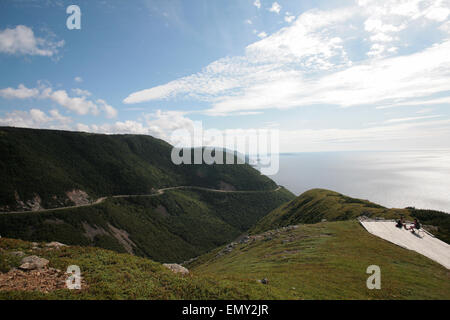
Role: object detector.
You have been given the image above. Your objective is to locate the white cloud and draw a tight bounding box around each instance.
[71,88,92,97]
[268,2,281,14]
[96,99,118,119]
[253,0,261,9]
[49,109,72,124]
[72,110,195,145]
[0,108,72,130]
[245,19,253,25]
[0,83,117,118]
[0,25,64,57]
[367,43,386,57]
[74,76,83,83]
[257,31,268,38]
[45,89,99,116]
[385,115,441,123]
[0,84,39,99]
[376,96,450,109]
[284,15,295,23]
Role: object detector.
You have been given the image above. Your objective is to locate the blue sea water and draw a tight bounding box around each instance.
[269,151,450,213]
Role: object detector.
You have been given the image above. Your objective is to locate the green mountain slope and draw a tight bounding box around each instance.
[0,188,294,262]
[0,127,277,211]
[188,220,450,300]
[251,189,450,243]
[2,220,448,300]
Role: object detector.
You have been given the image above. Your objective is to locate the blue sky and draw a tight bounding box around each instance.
[1,0,450,152]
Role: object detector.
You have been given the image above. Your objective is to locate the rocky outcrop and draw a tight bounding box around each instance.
[19,256,49,270]
[45,242,67,249]
[163,264,189,275]
[66,190,90,206]
[14,191,44,212]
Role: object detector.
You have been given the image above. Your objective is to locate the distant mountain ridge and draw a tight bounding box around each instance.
[0,126,277,212]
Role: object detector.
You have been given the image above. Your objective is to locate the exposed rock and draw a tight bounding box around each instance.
[45,242,67,249]
[19,256,49,270]
[13,191,44,212]
[66,189,90,206]
[107,223,136,254]
[163,263,189,275]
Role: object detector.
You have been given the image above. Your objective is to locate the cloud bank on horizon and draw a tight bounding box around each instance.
[1,0,450,152]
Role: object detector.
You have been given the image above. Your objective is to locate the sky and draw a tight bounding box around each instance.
[0,0,450,153]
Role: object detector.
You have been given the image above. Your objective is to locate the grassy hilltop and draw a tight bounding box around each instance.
[252,189,450,243]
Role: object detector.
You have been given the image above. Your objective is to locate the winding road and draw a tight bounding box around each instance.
[1,185,283,215]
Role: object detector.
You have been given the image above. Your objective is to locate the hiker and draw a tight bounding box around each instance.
[396,216,405,228]
[406,219,421,233]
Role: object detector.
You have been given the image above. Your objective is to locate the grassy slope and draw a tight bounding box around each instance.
[0,188,295,263]
[0,238,280,300]
[251,189,450,243]
[188,220,450,300]
[2,220,448,300]
[0,127,277,210]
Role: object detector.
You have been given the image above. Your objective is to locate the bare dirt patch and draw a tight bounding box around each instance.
[0,268,65,293]
[66,190,90,206]
[107,224,136,254]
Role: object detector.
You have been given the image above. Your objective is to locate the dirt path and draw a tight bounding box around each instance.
[1,186,282,215]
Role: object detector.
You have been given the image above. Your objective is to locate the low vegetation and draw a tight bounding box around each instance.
[0,188,294,263]
[252,189,450,243]
[2,220,449,300]
[188,220,450,300]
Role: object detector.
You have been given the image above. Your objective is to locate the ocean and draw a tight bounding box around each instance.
[268,150,450,213]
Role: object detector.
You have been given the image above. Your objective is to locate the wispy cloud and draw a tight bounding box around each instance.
[385,115,441,123]
[124,0,450,118]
